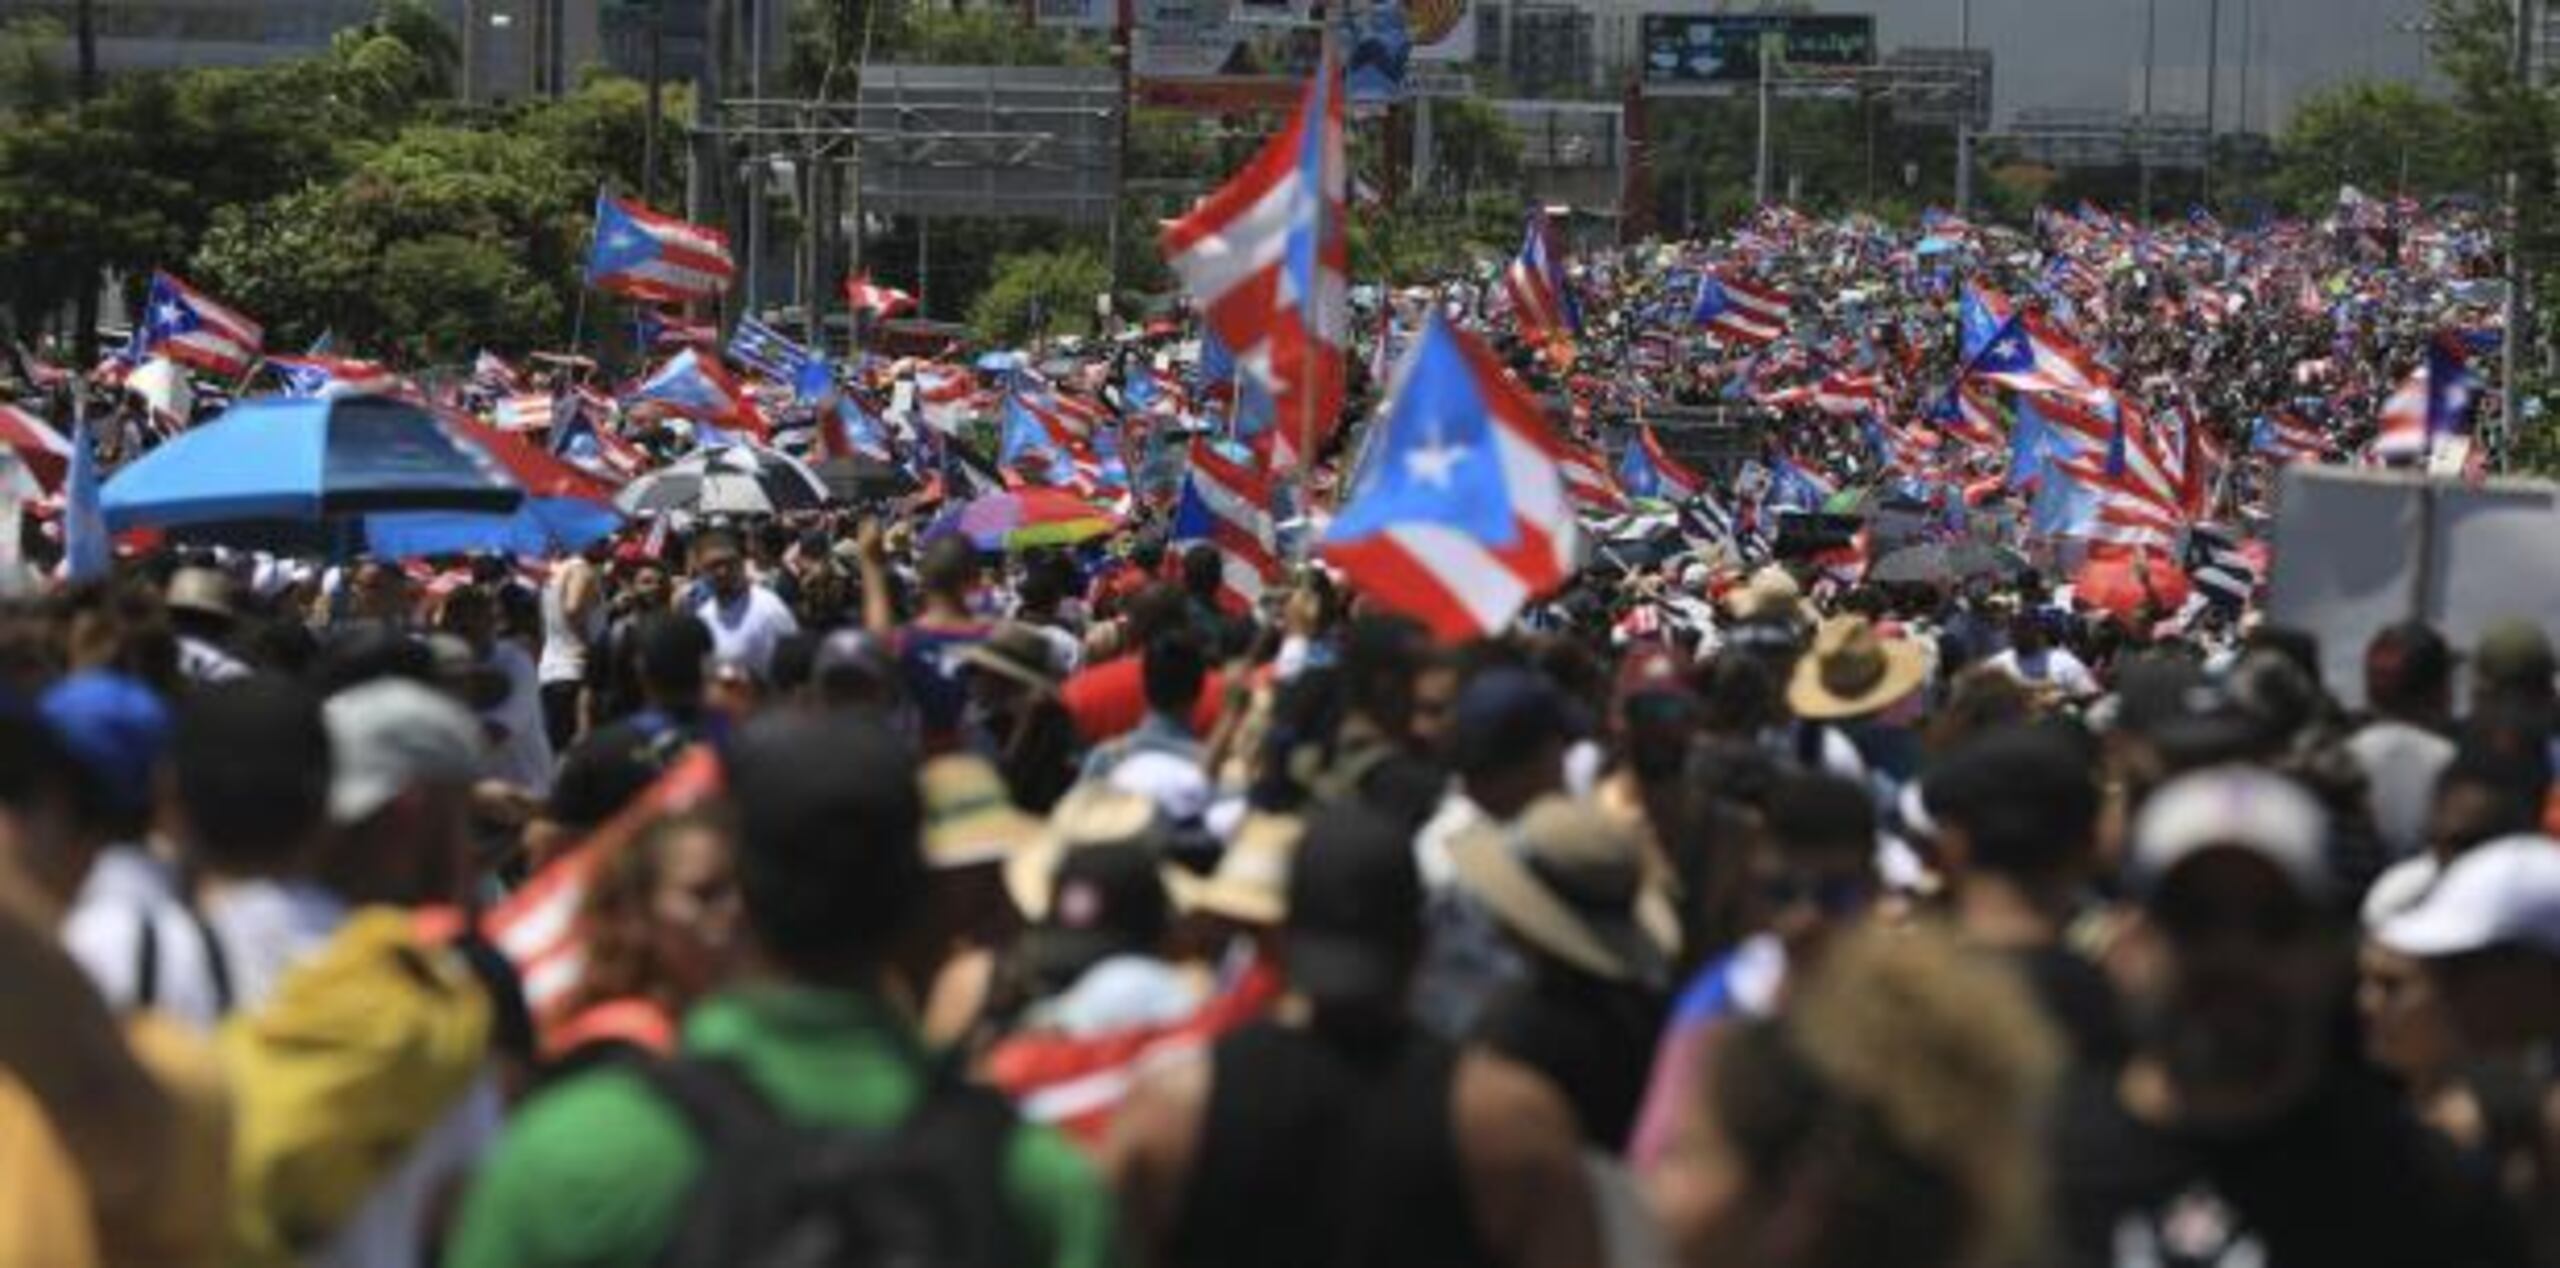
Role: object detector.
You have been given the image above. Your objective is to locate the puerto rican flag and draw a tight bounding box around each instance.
[820,391,896,463]
[1161,46,1348,473]
[1618,422,1705,503]
[1964,295,2111,404]
[586,194,735,303]
[0,402,72,493]
[632,347,765,436]
[2373,335,2477,463]
[844,272,917,318]
[551,396,648,481]
[911,365,981,434]
[1813,371,1884,418]
[1690,273,1791,347]
[1320,314,1580,642]
[268,355,405,399]
[470,350,524,397]
[1170,439,1281,615]
[1557,439,1629,516]
[2251,409,2328,463]
[1503,207,1580,360]
[140,271,262,379]
[493,392,558,433]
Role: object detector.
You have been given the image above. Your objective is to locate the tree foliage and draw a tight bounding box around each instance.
[968,247,1113,345]
[2271,80,2486,214]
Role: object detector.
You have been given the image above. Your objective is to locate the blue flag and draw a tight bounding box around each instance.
[64,405,108,582]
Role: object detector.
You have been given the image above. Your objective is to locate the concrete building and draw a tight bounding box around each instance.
[0,0,388,70]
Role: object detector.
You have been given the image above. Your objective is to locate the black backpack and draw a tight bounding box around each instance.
[636,1056,1023,1268]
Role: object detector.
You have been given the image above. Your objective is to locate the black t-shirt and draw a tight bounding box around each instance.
[2049,1064,2527,1268]
[2007,944,2132,1073]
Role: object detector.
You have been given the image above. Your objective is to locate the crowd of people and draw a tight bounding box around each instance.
[0,193,2555,1268]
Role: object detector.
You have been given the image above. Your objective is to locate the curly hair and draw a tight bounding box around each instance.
[561,807,737,1015]
[1711,925,2061,1268]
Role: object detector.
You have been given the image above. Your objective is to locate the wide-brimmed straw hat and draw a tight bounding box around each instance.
[1004,782,1196,920]
[958,624,1060,696]
[1787,615,1928,720]
[1723,564,1816,625]
[1188,811,1303,927]
[919,754,1043,871]
[1449,796,1668,984]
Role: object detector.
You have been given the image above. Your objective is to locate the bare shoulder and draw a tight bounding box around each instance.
[1453,1049,1579,1152]
[1452,1050,1601,1268]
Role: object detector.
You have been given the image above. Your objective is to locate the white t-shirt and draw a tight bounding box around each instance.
[482,641,555,797]
[695,584,800,678]
[64,873,347,1029]
[2345,720,2456,860]
[1984,645,2101,699]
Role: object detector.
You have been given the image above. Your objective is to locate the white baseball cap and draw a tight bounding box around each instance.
[2128,765,2331,901]
[324,678,484,825]
[2375,836,2560,959]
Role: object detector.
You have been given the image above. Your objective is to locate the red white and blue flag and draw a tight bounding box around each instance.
[268,355,405,399]
[2251,409,2328,463]
[844,272,917,318]
[633,348,765,436]
[2373,335,2477,463]
[1320,315,1580,642]
[140,271,262,379]
[1503,207,1580,360]
[1170,439,1280,615]
[586,194,735,303]
[820,392,896,464]
[1618,423,1705,503]
[1557,439,1628,515]
[1965,302,2112,404]
[1690,273,1791,347]
[1160,46,1347,472]
[0,402,71,494]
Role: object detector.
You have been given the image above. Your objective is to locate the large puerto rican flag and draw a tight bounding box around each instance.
[1161,44,1347,473]
[1961,286,2110,403]
[1320,314,1580,642]
[586,194,736,303]
[140,271,263,379]
[1503,207,1580,361]
[1170,439,1281,615]
[1690,273,1791,347]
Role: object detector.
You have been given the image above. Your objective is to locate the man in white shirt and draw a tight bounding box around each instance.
[2344,622,2460,861]
[1983,608,2101,701]
[689,529,798,680]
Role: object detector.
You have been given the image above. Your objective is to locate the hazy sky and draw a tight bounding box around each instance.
[1863,0,2440,131]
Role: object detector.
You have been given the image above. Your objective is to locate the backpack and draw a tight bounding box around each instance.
[636,1055,1023,1268]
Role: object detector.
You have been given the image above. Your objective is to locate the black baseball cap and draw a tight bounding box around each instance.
[1447,667,1586,776]
[1030,843,1174,984]
[1284,804,1422,1006]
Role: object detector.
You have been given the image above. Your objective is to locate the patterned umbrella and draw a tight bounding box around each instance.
[927,488,1121,550]
[613,444,831,517]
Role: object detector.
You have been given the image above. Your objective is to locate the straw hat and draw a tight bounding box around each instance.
[1187,812,1303,927]
[165,566,237,622]
[1787,616,1928,721]
[1723,564,1816,625]
[919,755,1042,871]
[958,624,1061,696]
[1448,796,1668,984]
[1004,782,1197,920]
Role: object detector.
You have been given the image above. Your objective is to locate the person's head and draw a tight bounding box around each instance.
[635,613,713,713]
[959,625,1060,732]
[2355,943,2463,1085]
[1015,550,1069,616]
[1028,841,1175,990]
[323,677,483,906]
[170,675,333,880]
[1140,626,1207,723]
[812,628,907,717]
[2373,835,2560,1052]
[690,530,749,601]
[1923,722,2100,893]
[1179,543,1223,602]
[1447,667,1575,819]
[2468,618,2555,713]
[437,583,497,656]
[2126,766,2346,1132]
[349,559,409,623]
[1340,613,1430,740]
[570,808,742,1012]
[1282,803,1424,1033]
[2005,609,2049,655]
[1754,771,1878,970]
[2423,744,2546,863]
[2362,621,2453,724]
[37,670,170,849]
[1615,647,1700,784]
[917,535,982,608]
[0,697,94,914]
[624,560,671,610]
[1451,795,1667,987]
[1646,925,2059,1268]
[725,712,925,984]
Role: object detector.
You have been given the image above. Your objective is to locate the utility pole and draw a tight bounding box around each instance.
[642,0,663,205]
[73,0,98,363]
[2503,0,2534,467]
[1755,34,1774,205]
[1954,0,1972,214]
[2139,0,2157,219]
[746,0,768,316]
[2203,0,2220,208]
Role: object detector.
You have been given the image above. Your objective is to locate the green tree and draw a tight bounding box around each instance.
[2271,80,2482,214]
[0,17,70,118]
[1421,98,1522,197]
[968,247,1111,345]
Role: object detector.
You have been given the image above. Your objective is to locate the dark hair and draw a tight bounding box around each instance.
[1141,627,1208,719]
[1340,614,1428,722]
[768,632,819,696]
[635,613,713,702]
[1930,723,2099,882]
[918,535,981,599]
[1180,543,1223,599]
[172,675,331,876]
[0,698,81,819]
[1122,584,1191,646]
[725,713,924,976]
[689,528,743,562]
[2432,743,2549,847]
[1767,770,1875,858]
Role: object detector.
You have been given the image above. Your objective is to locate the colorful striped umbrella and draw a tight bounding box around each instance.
[928,488,1121,550]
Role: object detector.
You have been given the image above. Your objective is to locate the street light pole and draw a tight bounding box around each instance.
[1755,35,1774,205]
[2503,0,2534,467]
[1954,0,1973,215]
[2139,0,2157,219]
[2203,0,2220,208]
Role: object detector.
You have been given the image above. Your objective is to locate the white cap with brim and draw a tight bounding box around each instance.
[2128,765,2331,902]
[324,678,485,826]
[2375,835,2560,959]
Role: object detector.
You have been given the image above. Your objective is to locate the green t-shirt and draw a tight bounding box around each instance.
[444,985,1121,1268]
